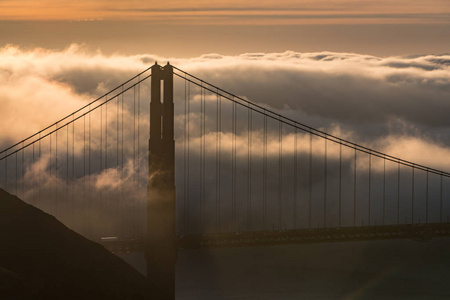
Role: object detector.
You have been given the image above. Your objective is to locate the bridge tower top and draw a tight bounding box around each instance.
[147,62,176,299]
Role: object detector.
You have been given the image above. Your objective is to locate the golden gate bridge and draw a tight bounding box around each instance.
[1,62,450,299]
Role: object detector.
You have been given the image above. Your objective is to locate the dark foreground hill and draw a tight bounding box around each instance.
[0,188,151,300]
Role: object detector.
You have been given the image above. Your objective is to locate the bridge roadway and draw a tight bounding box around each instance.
[99,223,450,253]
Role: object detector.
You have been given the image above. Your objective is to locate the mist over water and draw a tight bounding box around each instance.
[118,237,450,299]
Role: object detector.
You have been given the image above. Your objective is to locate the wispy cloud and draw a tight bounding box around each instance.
[0,0,449,24]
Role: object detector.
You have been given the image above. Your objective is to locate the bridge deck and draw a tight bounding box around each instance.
[100,223,450,253]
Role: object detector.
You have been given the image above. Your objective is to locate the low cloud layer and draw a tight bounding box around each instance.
[1,45,450,170]
[1,45,450,234]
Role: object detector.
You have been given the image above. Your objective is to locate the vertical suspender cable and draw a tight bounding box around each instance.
[426,171,429,224]
[354,148,357,227]
[72,118,75,225]
[215,91,219,231]
[49,136,52,208]
[100,104,103,235]
[440,175,443,223]
[116,96,119,230]
[278,119,282,230]
[339,142,342,227]
[137,79,141,235]
[412,167,415,223]
[133,86,136,234]
[106,96,110,233]
[183,77,187,233]
[3,150,6,190]
[217,93,221,232]
[67,125,69,207]
[309,132,312,229]
[203,87,207,232]
[200,86,205,232]
[83,115,86,234]
[4,150,7,191]
[294,129,298,228]
[397,162,400,224]
[263,112,267,231]
[88,105,91,236]
[383,158,386,225]
[324,138,327,228]
[121,88,124,234]
[232,99,237,231]
[204,88,207,233]
[15,152,17,197]
[199,86,203,232]
[33,143,35,203]
[105,100,108,172]
[187,82,191,233]
[204,87,207,231]
[137,78,140,184]
[56,124,58,213]
[247,106,252,230]
[105,100,108,234]
[11,151,15,202]
[22,143,24,198]
[64,124,68,222]
[22,143,25,198]
[103,101,106,234]
[137,79,141,232]
[184,77,188,234]
[39,134,41,206]
[100,105,103,171]
[368,153,371,226]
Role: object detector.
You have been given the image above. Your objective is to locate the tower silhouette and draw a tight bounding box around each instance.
[146,62,176,299]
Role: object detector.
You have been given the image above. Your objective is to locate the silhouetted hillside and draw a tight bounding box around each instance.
[0,188,151,300]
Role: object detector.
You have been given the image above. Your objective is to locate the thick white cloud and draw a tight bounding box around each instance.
[1,45,450,170]
[168,51,450,170]
[1,45,450,234]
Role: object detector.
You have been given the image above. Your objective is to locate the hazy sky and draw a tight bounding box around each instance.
[1,2,450,171]
[0,1,449,56]
[1,1,450,22]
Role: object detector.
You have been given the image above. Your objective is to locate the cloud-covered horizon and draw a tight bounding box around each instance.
[2,44,450,234]
[1,44,450,171]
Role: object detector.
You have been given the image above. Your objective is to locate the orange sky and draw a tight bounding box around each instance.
[1,0,449,24]
[0,1,449,58]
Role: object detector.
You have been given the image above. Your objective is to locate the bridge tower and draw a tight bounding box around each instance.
[146,62,177,299]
